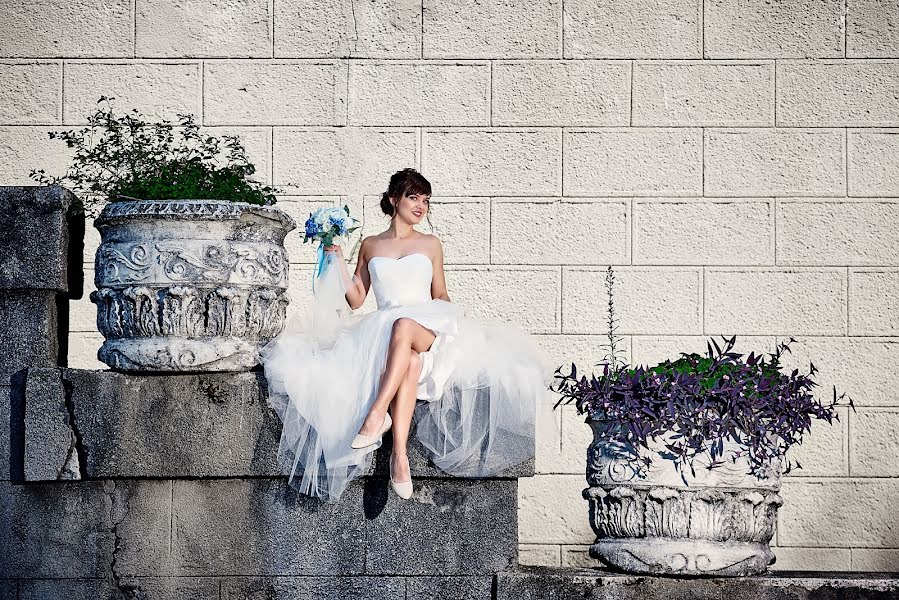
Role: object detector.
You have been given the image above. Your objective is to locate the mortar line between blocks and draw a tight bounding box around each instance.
[60,61,65,123]
[629,197,633,265]
[773,197,778,266]
[200,60,205,124]
[847,393,853,476]
[132,0,137,58]
[169,480,174,557]
[271,0,276,58]
[700,0,704,58]
[701,266,706,335]
[843,0,848,57]
[558,265,563,336]
[629,61,634,126]
[845,266,850,336]
[845,128,849,196]
[773,60,777,127]
[560,0,565,58]
[488,196,493,264]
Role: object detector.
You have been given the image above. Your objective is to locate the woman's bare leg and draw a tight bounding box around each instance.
[389,349,421,483]
[357,317,435,437]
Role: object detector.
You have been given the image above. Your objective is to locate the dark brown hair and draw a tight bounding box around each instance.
[380,168,433,229]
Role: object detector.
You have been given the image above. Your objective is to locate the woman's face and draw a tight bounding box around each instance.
[393,191,430,224]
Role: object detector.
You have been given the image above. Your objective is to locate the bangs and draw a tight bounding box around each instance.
[398,178,431,199]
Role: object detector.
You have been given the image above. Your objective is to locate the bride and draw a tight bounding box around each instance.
[260,168,552,503]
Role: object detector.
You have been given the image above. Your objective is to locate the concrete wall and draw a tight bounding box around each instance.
[2,0,898,572]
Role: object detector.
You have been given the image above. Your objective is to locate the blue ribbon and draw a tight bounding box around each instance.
[312,242,326,294]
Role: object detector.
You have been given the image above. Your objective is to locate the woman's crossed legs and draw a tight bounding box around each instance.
[356,317,436,482]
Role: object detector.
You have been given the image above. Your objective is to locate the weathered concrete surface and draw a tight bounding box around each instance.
[13,576,485,600]
[0,370,26,481]
[0,480,115,579]
[65,369,280,479]
[0,186,84,372]
[220,577,407,600]
[364,479,517,576]
[0,185,81,292]
[109,478,516,577]
[17,577,221,600]
[404,576,493,600]
[0,580,14,600]
[496,567,899,599]
[1,476,517,580]
[0,292,60,370]
[24,367,80,481]
[22,368,534,481]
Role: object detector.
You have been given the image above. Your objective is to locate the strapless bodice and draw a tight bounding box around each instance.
[368,252,433,309]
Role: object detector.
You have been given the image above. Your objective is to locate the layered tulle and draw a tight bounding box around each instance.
[260,252,551,502]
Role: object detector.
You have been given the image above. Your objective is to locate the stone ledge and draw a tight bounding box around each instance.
[10,576,493,600]
[1,478,517,580]
[22,368,534,481]
[495,566,899,600]
[0,185,83,294]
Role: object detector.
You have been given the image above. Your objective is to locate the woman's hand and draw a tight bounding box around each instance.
[324,243,345,261]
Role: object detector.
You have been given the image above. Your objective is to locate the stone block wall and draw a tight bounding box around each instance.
[2,0,899,573]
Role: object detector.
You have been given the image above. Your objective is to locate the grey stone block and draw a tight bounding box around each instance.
[42,369,533,480]
[24,367,80,481]
[220,577,406,600]
[18,577,219,600]
[365,479,517,576]
[0,480,115,578]
[111,480,175,578]
[0,291,59,370]
[18,579,114,600]
[405,576,493,600]
[64,369,281,478]
[495,567,899,600]
[0,581,15,600]
[0,370,26,482]
[164,479,366,577]
[0,185,81,292]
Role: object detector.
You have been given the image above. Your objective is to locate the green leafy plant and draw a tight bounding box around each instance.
[30,96,279,217]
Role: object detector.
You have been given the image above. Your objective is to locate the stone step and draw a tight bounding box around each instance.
[21,367,534,482]
[495,566,899,599]
[0,478,517,581]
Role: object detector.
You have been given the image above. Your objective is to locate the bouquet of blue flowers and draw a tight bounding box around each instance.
[303,205,361,288]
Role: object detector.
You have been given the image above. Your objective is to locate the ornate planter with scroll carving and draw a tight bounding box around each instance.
[90,199,296,372]
[584,419,782,577]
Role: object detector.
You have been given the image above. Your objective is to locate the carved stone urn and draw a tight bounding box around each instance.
[90,199,296,372]
[584,419,782,576]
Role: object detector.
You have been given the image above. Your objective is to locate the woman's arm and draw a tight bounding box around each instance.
[332,237,371,310]
[430,236,451,302]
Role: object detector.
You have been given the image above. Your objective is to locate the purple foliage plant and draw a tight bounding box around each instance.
[550,266,855,482]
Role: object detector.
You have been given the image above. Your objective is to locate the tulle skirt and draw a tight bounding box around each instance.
[259,255,551,503]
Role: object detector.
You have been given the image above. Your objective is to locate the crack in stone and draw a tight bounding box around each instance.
[108,480,139,599]
[60,374,87,480]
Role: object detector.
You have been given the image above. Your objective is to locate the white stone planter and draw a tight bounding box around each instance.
[90,199,295,372]
[584,419,782,576]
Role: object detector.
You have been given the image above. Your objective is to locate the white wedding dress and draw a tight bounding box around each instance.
[260,251,551,502]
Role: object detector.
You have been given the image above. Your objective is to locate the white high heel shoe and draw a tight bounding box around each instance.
[350,412,392,449]
[390,453,413,500]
